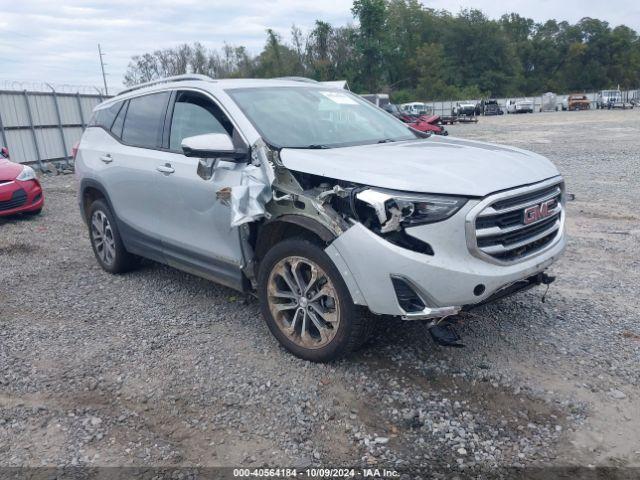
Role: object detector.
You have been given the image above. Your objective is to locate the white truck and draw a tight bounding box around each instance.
[400,102,430,115]
[506,98,534,114]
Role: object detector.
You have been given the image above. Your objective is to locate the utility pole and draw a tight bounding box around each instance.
[98,43,108,96]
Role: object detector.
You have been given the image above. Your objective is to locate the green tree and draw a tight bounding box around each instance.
[308,21,333,80]
[123,1,640,99]
[352,0,387,92]
[254,29,300,78]
[384,0,426,90]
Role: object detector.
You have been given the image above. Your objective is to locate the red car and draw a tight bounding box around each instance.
[382,105,449,136]
[401,113,448,136]
[0,147,44,217]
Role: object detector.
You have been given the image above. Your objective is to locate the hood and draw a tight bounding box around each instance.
[279,136,560,197]
[0,159,23,181]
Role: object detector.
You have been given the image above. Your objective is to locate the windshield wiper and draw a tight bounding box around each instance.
[377,138,396,143]
[303,144,330,149]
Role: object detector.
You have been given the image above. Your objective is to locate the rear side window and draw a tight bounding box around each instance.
[169,91,234,151]
[122,92,170,148]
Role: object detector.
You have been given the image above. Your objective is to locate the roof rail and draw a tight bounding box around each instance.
[273,76,318,83]
[117,74,214,96]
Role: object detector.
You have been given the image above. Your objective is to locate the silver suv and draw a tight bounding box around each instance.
[76,75,566,361]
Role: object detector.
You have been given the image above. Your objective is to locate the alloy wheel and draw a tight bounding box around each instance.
[91,210,116,266]
[267,256,340,349]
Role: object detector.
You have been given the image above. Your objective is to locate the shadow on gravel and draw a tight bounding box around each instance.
[360,298,532,354]
[0,213,42,226]
[0,242,39,255]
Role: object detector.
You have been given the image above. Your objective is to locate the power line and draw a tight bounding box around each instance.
[98,43,109,96]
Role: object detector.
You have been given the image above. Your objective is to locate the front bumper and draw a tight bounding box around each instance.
[325,199,566,318]
[0,179,44,216]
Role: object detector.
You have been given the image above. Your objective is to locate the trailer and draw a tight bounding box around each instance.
[596,90,633,109]
[541,92,558,112]
[437,115,458,125]
[452,102,479,123]
[360,93,390,108]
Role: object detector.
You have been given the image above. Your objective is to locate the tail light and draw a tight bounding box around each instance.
[71,141,80,161]
[1,146,9,159]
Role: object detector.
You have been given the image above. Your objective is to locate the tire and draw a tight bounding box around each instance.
[88,199,138,274]
[258,238,371,362]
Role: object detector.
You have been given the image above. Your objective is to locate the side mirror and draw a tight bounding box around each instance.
[1,147,9,159]
[181,133,245,161]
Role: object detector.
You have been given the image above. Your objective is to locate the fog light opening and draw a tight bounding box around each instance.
[391,277,426,313]
[473,284,486,296]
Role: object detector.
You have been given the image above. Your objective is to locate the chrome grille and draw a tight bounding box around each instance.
[468,180,564,264]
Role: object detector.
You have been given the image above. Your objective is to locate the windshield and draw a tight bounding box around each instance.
[226,87,417,148]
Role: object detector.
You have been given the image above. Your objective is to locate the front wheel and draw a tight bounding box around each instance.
[258,238,371,362]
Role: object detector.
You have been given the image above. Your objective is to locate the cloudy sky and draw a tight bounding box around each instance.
[1,0,638,91]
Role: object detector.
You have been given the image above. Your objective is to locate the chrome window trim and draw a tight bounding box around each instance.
[165,86,250,149]
[465,176,566,266]
[90,86,250,151]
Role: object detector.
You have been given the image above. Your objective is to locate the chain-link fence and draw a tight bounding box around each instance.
[0,81,109,169]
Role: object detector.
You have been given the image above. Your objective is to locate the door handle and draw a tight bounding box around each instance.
[100,154,113,163]
[156,163,175,174]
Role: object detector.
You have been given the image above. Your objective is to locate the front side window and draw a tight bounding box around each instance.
[227,87,416,149]
[122,92,170,148]
[169,91,233,151]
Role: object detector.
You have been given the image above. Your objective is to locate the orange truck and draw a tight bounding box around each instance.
[567,94,591,110]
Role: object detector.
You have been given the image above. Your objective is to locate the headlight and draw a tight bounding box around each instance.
[16,165,36,181]
[356,188,467,233]
[391,193,467,225]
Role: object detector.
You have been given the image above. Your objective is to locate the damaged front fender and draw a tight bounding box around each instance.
[227,139,276,227]
[226,139,351,237]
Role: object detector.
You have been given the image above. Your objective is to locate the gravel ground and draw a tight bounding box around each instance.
[1,109,639,477]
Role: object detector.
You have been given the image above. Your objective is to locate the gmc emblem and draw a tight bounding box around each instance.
[523,199,556,225]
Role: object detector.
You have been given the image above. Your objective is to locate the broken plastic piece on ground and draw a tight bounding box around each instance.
[428,323,464,348]
[541,274,556,285]
[540,272,556,302]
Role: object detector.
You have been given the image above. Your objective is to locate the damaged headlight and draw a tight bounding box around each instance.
[356,188,467,233]
[391,193,467,225]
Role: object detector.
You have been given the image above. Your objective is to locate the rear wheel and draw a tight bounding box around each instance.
[88,199,138,274]
[258,238,370,362]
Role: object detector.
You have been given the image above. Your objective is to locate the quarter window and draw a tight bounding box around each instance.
[122,92,170,148]
[169,91,234,152]
[110,100,128,139]
[90,101,123,130]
